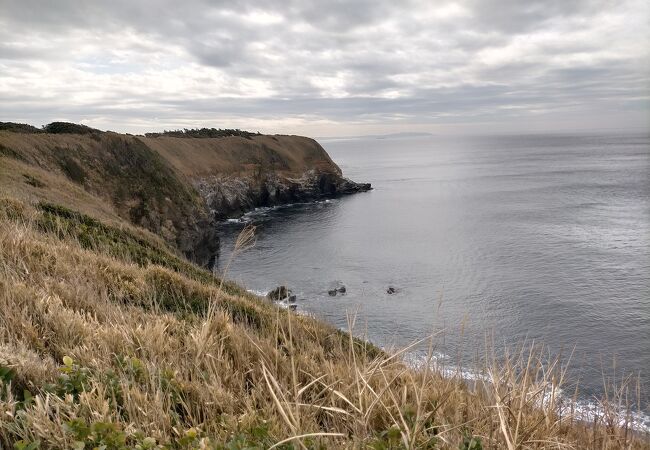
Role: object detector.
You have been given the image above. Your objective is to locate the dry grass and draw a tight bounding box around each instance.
[141,134,341,179]
[0,199,647,449]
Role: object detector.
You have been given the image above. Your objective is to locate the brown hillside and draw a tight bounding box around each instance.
[0,128,358,265]
[141,134,342,179]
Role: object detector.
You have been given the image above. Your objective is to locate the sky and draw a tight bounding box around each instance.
[0,0,648,136]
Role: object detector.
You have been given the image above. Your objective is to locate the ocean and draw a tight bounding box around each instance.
[216,132,650,424]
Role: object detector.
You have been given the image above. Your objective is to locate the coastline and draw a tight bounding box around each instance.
[199,170,371,222]
[243,285,650,435]
[0,125,371,267]
[0,123,647,448]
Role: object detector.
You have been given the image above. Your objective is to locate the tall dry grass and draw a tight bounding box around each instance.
[0,199,647,449]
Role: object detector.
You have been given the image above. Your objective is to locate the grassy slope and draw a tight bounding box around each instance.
[4,201,647,450]
[0,133,648,448]
[0,129,346,264]
[0,131,208,256]
[141,135,342,179]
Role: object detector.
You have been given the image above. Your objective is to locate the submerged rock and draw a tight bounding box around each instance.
[337,285,346,294]
[328,289,338,297]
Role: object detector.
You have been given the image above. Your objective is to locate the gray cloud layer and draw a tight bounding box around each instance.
[0,0,648,135]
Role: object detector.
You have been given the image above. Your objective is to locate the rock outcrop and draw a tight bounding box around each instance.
[196,170,370,219]
[267,286,291,301]
[142,133,371,219]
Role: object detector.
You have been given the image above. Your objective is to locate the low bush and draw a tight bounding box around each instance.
[0,122,42,133]
[144,128,260,139]
[42,122,102,135]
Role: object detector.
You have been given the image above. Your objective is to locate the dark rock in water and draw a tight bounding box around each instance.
[268,287,297,311]
[328,289,338,296]
[387,286,397,294]
[268,286,291,301]
[337,285,346,294]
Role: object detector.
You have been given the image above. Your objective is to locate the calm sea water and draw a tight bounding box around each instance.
[217,132,650,419]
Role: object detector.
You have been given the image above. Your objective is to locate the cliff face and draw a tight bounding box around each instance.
[195,169,370,219]
[0,126,370,265]
[141,134,370,219]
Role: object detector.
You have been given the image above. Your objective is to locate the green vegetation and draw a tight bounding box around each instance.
[0,121,259,139]
[34,202,240,293]
[57,154,86,184]
[100,136,200,229]
[42,121,102,135]
[458,434,483,450]
[0,365,16,386]
[0,122,42,133]
[46,355,91,401]
[144,128,261,139]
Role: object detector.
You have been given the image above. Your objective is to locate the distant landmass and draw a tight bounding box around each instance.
[318,131,435,141]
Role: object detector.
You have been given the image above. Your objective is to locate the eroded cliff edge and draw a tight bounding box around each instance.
[142,134,371,219]
[0,123,370,266]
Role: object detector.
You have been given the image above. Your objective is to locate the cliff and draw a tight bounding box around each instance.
[0,123,370,266]
[141,134,370,219]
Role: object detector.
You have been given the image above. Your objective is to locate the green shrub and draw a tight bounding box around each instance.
[58,155,86,183]
[45,356,91,400]
[0,365,17,397]
[0,122,42,133]
[144,128,260,139]
[0,365,16,384]
[43,122,101,135]
[36,202,214,284]
[13,440,41,450]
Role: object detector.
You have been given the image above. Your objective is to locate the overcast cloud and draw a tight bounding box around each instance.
[0,0,648,135]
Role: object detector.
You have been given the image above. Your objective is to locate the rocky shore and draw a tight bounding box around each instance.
[196,169,371,220]
[141,132,372,221]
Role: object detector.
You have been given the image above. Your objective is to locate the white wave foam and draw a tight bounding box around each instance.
[246,288,267,297]
[225,199,338,223]
[403,351,650,432]
[246,288,298,311]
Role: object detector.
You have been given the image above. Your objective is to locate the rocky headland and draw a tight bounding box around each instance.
[142,133,371,220]
[0,122,370,266]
